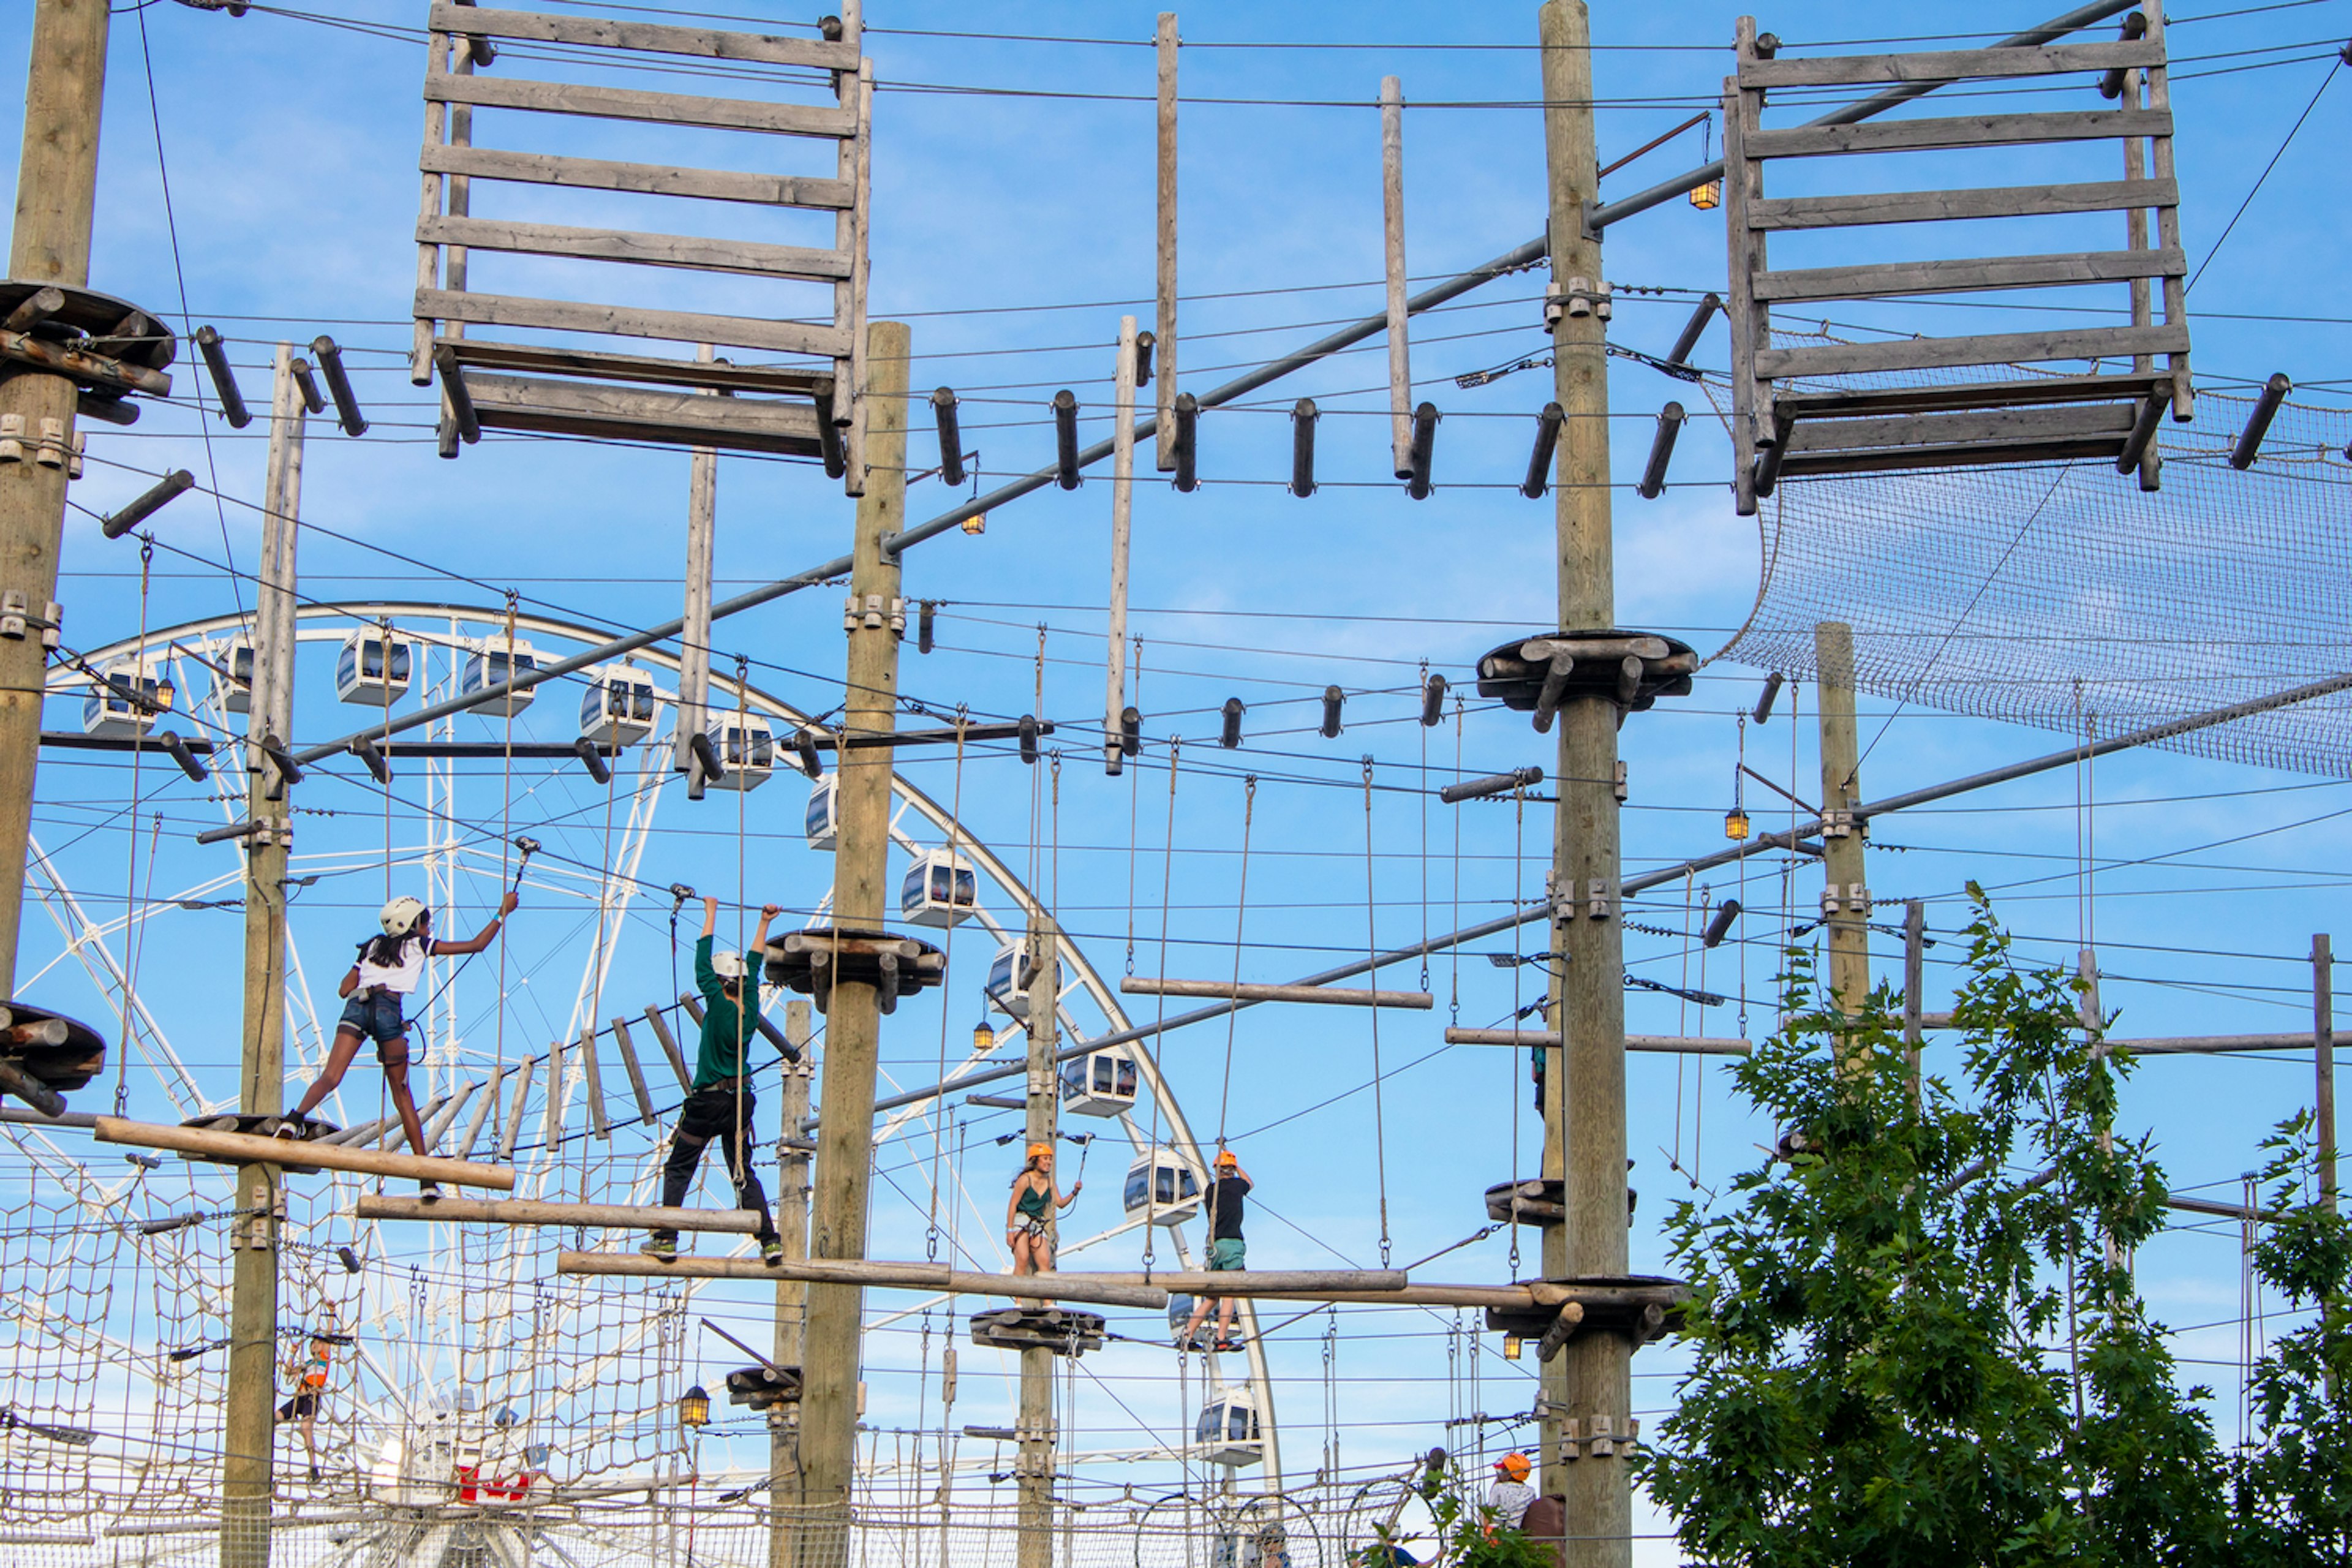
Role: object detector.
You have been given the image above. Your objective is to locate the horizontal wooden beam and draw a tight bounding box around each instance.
[426,3,857,70]
[420,144,854,211]
[415,288,851,360]
[1771,372,2162,420]
[356,1194,760,1232]
[1074,1269,1406,1295]
[2111,1033,2320,1055]
[457,372,825,458]
[1756,323,2190,381]
[433,336,831,396]
[1786,402,2135,455]
[1119,978,1434,1009]
[1752,178,2178,232]
[1757,246,2185,302]
[92,1116,515,1190]
[557,1252,1171,1310]
[1749,108,2169,160]
[1741,39,2162,89]
[418,216,850,283]
[1444,1028,1751,1056]
[423,72,856,140]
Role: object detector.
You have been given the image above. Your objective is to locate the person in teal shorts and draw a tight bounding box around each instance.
[1180,1150,1251,1351]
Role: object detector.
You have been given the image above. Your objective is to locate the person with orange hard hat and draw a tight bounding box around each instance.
[1179,1148,1253,1352]
[1006,1140,1082,1276]
[1487,1451,1537,1530]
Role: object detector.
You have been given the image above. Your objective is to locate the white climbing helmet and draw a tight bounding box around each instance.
[379,896,428,937]
[710,950,747,981]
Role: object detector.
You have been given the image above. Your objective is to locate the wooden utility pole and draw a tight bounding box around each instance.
[1104,318,1137,774]
[1536,6,1630,1564]
[1153,13,1178,473]
[223,347,306,1568]
[1381,75,1411,478]
[797,318,910,1563]
[771,1000,813,1568]
[2317,933,2337,1211]
[1815,621,1869,1020]
[0,0,108,992]
[1902,900,1926,1099]
[679,346,717,785]
[1016,915,1060,1568]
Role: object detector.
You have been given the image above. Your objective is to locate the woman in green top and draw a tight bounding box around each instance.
[1005,1141,1082,1276]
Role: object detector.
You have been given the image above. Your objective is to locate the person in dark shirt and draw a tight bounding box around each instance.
[643,896,782,1264]
[1179,1150,1251,1351]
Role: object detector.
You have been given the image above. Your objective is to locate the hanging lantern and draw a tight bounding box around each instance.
[677,1385,710,1430]
[1724,807,1751,841]
[973,1019,995,1054]
[961,511,986,535]
[1690,180,1721,211]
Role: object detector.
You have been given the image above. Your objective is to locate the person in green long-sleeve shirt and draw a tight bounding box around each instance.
[642,896,783,1264]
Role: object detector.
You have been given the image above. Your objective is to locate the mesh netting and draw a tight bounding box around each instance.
[1717,361,2352,777]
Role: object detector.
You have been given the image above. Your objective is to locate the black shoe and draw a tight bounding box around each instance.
[418,1180,443,1200]
[641,1231,679,1262]
[309,1464,321,1483]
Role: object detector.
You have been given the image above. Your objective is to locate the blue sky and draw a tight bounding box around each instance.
[6,0,2351,1553]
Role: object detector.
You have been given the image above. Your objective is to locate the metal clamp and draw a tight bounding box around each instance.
[1822,807,1855,839]
[0,413,21,462]
[232,1191,288,1251]
[32,417,85,477]
[0,590,61,647]
[1613,760,1628,804]
[1555,1414,1640,1461]
[1586,878,1613,921]
[1542,276,1613,333]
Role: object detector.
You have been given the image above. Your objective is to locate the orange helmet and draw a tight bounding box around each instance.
[1494,1451,1531,1480]
[1215,1150,1238,1167]
[1026,1142,1052,1161]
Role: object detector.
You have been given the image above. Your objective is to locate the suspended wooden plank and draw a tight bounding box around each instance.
[1752,178,2179,232]
[417,216,851,282]
[1741,39,2162,89]
[358,1194,758,1232]
[609,1016,657,1124]
[432,337,831,396]
[1120,978,1433,1009]
[576,1025,609,1140]
[1748,108,2171,160]
[419,145,854,211]
[92,1117,515,1191]
[1757,246,2187,301]
[424,2,856,68]
[415,289,853,360]
[456,372,826,457]
[1756,323,2188,380]
[1768,372,2165,420]
[642,1005,693,1091]
[423,74,858,140]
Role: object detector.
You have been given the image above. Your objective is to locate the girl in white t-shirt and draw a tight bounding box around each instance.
[284,892,516,1186]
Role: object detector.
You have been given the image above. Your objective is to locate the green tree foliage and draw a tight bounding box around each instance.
[1640,889,2226,1567]
[2225,1115,2352,1565]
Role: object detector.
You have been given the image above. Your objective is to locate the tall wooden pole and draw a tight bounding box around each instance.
[1381,75,1411,478]
[1104,318,1137,774]
[1016,916,1060,1568]
[771,1000,813,1568]
[0,0,108,992]
[2316,933,2336,1212]
[1153,13,1178,473]
[223,348,305,1568]
[679,345,717,784]
[1537,7,1630,1564]
[797,318,909,1563]
[1815,621,1869,1020]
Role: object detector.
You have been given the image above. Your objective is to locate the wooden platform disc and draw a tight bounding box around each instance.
[764,928,946,1016]
[725,1362,803,1409]
[969,1305,1106,1356]
[2,1001,109,1091]
[1483,1274,1689,1349]
[1476,631,1698,715]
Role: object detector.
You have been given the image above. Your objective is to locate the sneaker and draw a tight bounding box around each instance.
[309,1464,321,1483]
[1215,1337,1243,1354]
[271,1120,302,1141]
[640,1231,679,1263]
[761,1237,785,1266]
[417,1180,443,1200]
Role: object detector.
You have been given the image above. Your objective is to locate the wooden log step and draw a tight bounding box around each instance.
[1757,247,2187,303]
[1768,372,2165,420]
[1752,178,2179,233]
[1740,39,2163,90]
[1755,323,2190,381]
[418,215,851,282]
[1785,402,2136,455]
[426,2,856,70]
[93,1116,515,1190]
[420,144,853,211]
[1749,108,2170,161]
[435,337,831,397]
[423,72,856,141]
[456,372,826,458]
[1119,978,1434,1009]
[558,1252,1171,1310]
[357,1195,760,1232]
[415,288,852,360]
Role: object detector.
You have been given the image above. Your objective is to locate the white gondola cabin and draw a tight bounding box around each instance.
[460,638,538,717]
[984,941,1036,1019]
[334,628,413,707]
[705,714,773,792]
[1194,1388,1264,1467]
[82,658,171,739]
[578,663,658,746]
[1060,1046,1138,1118]
[899,850,978,928]
[217,641,254,715]
[1123,1150,1203,1225]
[804,775,839,851]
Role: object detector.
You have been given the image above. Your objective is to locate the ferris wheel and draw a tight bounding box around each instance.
[8,597,1281,1555]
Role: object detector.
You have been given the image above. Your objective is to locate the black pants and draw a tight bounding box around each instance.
[662,1085,777,1242]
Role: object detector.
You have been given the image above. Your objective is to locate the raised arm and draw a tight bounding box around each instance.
[432,891,518,957]
[702,894,718,940]
[753,902,780,951]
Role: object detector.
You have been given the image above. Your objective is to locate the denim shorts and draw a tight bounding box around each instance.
[337,990,415,1057]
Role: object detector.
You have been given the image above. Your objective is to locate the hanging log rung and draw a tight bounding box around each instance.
[93,1117,514,1190]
